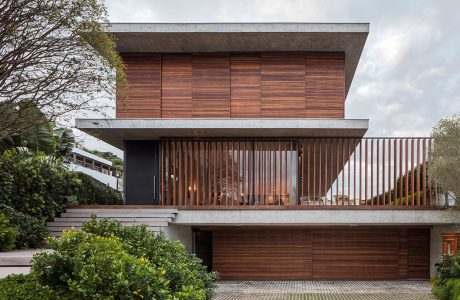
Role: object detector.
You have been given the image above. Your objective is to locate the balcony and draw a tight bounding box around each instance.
[160,137,439,209]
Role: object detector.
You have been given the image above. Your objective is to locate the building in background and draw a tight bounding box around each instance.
[69,148,120,190]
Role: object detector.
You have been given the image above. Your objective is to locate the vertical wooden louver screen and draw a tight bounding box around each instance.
[298,138,437,206]
[162,139,297,207]
[161,138,437,207]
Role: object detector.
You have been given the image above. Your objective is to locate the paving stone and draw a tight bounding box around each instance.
[212,281,436,300]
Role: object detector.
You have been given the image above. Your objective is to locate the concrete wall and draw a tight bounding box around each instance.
[164,224,193,252]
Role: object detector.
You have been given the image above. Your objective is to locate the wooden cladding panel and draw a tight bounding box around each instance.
[117,55,161,118]
[192,54,230,118]
[161,55,192,118]
[312,228,400,279]
[261,53,306,118]
[306,53,345,118]
[407,228,430,279]
[117,52,346,118]
[213,227,312,280]
[212,227,430,280]
[230,55,261,117]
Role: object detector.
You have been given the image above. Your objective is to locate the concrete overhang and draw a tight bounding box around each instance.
[172,209,460,226]
[76,118,369,150]
[107,23,369,96]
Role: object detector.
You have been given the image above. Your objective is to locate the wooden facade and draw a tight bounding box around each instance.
[212,227,430,280]
[117,52,345,118]
[161,137,438,208]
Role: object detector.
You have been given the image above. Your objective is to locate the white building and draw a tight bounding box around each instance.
[69,148,120,190]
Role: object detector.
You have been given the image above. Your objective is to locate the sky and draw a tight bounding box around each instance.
[77,0,460,157]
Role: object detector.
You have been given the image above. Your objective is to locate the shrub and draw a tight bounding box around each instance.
[0,273,56,300]
[32,230,170,299]
[433,254,460,300]
[0,204,48,249]
[73,172,123,205]
[0,212,18,251]
[435,254,460,283]
[82,218,218,298]
[0,149,79,220]
[433,278,460,300]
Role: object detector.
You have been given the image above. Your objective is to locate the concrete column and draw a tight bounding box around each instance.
[164,224,193,252]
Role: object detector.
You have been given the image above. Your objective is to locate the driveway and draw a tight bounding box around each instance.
[213,281,436,300]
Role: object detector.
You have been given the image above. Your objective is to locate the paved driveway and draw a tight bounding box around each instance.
[213,281,436,300]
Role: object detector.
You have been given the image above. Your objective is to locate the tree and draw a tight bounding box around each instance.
[429,115,460,203]
[0,104,75,159]
[0,0,126,140]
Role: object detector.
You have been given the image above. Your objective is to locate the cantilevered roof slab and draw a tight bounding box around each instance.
[107,23,369,96]
[76,118,369,149]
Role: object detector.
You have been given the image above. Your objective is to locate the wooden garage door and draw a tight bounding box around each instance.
[212,227,430,280]
[213,227,312,280]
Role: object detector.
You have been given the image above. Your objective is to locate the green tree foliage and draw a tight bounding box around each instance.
[0,104,75,159]
[0,0,126,140]
[0,149,122,220]
[430,115,460,203]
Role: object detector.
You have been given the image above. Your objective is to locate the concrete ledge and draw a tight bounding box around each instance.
[0,249,51,266]
[172,209,460,226]
[76,118,369,149]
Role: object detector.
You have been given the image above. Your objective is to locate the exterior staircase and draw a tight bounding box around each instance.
[47,208,178,237]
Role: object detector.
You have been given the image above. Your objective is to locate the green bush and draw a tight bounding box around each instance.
[433,254,460,299]
[433,278,460,300]
[0,212,18,251]
[0,149,79,221]
[0,149,123,222]
[32,231,170,299]
[82,218,218,298]
[73,172,123,205]
[0,204,48,249]
[0,273,56,300]
[436,254,460,283]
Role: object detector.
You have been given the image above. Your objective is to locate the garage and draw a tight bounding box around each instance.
[207,227,430,280]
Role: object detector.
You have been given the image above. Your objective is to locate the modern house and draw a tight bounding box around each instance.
[69,148,120,190]
[70,23,460,280]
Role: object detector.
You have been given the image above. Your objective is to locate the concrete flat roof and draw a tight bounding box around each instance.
[76,118,369,149]
[107,23,369,96]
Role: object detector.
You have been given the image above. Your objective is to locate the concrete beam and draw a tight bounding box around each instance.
[76,118,369,149]
[172,209,460,226]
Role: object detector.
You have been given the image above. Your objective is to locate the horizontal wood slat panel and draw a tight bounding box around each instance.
[117,52,347,118]
[161,55,192,118]
[213,227,312,280]
[192,54,231,118]
[261,53,306,118]
[408,228,431,279]
[230,55,261,117]
[312,228,400,279]
[117,54,161,118]
[212,227,430,280]
[306,52,345,118]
